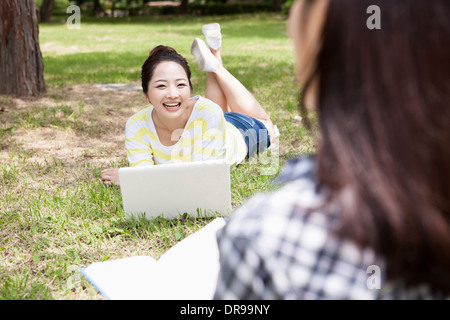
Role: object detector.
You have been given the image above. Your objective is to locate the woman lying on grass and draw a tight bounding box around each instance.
[101,23,276,185]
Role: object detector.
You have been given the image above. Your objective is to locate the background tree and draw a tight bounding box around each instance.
[39,0,55,22]
[93,0,103,17]
[179,0,189,14]
[0,0,46,96]
[272,0,283,11]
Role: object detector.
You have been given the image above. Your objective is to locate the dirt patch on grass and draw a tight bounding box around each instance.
[1,84,146,169]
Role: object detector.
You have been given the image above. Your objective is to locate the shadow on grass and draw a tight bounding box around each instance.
[44,51,295,96]
[43,51,143,86]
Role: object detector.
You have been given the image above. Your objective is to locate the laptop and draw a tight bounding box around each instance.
[118,160,231,220]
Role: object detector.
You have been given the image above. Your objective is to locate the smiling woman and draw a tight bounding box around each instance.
[101,24,277,185]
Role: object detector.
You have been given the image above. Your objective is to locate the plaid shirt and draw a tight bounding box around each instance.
[214,156,446,299]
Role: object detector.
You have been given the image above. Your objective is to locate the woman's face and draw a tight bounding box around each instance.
[145,61,192,122]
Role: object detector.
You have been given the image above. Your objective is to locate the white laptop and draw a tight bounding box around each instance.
[118,160,231,220]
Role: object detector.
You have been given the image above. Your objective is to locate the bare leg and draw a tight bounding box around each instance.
[207,48,275,137]
[205,50,229,112]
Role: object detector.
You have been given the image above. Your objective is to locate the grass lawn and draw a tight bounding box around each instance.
[0,13,317,299]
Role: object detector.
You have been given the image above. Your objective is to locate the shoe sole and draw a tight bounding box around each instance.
[191,38,217,72]
[202,23,222,50]
[191,38,207,71]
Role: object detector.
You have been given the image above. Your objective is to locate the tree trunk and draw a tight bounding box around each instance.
[39,0,54,22]
[0,0,46,96]
[272,0,283,12]
[179,0,189,15]
[93,0,103,18]
[111,0,117,17]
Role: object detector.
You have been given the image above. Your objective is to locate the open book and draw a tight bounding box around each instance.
[81,217,226,300]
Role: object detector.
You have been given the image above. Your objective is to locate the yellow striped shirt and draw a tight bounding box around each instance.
[125,96,247,167]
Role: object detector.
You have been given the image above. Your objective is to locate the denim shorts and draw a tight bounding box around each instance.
[224,112,271,158]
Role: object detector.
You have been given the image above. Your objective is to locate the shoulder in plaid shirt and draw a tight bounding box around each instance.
[214,156,447,299]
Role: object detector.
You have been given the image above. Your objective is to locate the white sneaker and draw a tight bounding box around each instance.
[202,23,222,50]
[190,38,217,73]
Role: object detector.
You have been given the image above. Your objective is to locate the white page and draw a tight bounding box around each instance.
[81,256,158,300]
[145,217,226,299]
[81,217,226,300]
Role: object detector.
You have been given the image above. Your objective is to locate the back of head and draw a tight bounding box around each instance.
[299,0,450,293]
[141,45,193,95]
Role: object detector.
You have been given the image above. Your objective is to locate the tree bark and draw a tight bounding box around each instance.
[39,0,54,22]
[0,0,46,96]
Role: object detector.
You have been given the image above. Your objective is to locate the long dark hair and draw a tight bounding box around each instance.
[299,0,450,293]
[141,45,193,95]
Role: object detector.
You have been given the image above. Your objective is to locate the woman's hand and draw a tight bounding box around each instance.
[101,168,120,186]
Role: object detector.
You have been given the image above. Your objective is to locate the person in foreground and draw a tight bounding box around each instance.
[101,24,275,185]
[214,0,450,299]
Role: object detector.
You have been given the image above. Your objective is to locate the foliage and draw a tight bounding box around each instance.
[190,3,273,15]
[35,0,280,17]
[34,0,73,15]
[282,0,294,15]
